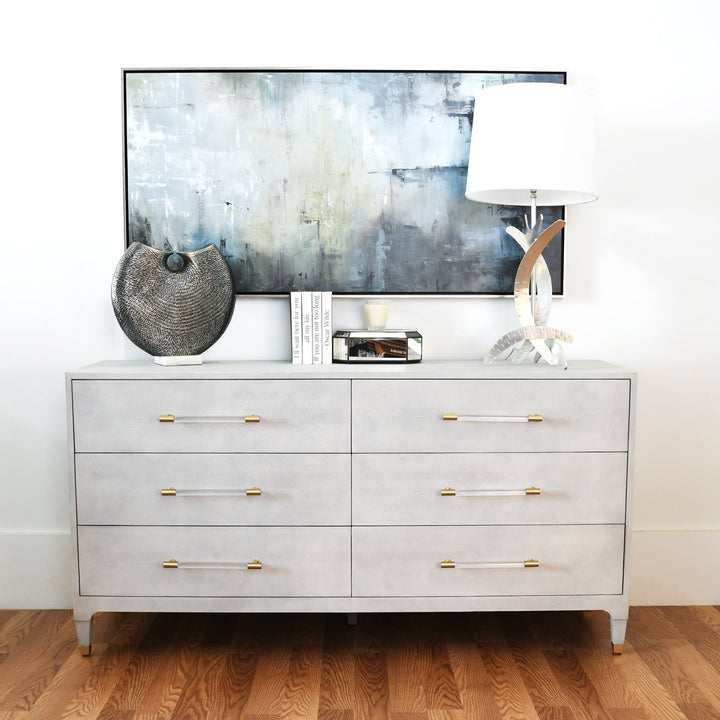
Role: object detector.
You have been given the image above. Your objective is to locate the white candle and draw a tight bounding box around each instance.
[363,300,389,330]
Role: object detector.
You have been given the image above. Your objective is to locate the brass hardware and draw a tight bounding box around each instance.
[612,643,625,655]
[441,487,541,497]
[443,413,543,423]
[79,645,92,656]
[159,413,260,423]
[161,487,261,497]
[441,558,538,569]
[162,558,261,570]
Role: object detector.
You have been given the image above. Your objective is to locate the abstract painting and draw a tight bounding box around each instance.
[123,70,565,295]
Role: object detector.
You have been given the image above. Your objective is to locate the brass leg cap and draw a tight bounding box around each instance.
[79,645,92,656]
[612,643,624,655]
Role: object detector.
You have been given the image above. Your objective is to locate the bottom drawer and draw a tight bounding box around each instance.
[78,526,350,597]
[352,525,625,597]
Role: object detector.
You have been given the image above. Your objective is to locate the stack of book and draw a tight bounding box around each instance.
[290,291,333,364]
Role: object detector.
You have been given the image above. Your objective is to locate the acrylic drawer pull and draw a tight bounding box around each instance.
[441,486,541,497]
[161,487,262,497]
[158,414,261,423]
[440,558,540,569]
[442,413,542,423]
[162,559,263,570]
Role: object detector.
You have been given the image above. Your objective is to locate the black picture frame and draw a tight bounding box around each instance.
[123,69,566,296]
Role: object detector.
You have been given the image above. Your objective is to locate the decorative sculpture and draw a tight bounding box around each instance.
[111,242,235,364]
[483,218,572,367]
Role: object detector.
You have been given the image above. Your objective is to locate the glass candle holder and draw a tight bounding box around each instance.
[363,299,389,330]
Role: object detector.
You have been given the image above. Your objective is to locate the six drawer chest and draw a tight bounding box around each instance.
[66,359,636,654]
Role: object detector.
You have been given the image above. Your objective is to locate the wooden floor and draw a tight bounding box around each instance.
[1,607,719,719]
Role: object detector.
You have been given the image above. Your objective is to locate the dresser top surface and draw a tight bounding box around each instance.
[67,359,635,381]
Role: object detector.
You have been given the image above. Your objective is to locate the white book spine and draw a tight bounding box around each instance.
[321,291,333,364]
[301,291,313,364]
[290,292,302,364]
[311,291,322,364]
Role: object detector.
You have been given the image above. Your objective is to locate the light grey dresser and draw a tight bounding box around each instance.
[66,360,636,654]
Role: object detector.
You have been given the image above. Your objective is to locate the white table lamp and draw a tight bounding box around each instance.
[465,81,597,366]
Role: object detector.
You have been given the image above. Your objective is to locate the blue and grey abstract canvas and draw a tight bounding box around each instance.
[124,70,565,294]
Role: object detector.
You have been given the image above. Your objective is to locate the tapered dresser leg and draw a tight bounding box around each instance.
[75,618,94,656]
[610,616,627,654]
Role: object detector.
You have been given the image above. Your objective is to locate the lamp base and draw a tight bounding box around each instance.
[483,326,572,369]
[484,217,572,368]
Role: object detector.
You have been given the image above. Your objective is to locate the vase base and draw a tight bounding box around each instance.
[153,355,203,366]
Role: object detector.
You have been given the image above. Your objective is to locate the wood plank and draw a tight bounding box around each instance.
[95,613,174,719]
[677,703,720,720]
[497,612,572,713]
[1,609,720,719]
[660,607,720,667]
[541,642,614,720]
[352,614,390,720]
[164,613,254,720]
[385,614,431,716]
[446,641,503,720]
[317,615,354,718]
[0,610,76,712]
[470,612,543,720]
[277,614,325,720]
[235,614,295,717]
[132,612,211,720]
[566,621,644,711]
[58,613,155,720]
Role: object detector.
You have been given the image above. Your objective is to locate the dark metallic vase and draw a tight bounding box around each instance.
[111,242,235,358]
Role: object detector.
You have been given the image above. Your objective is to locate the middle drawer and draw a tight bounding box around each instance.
[76,454,350,526]
[352,453,627,525]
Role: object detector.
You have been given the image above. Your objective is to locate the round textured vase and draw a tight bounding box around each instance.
[111,242,235,357]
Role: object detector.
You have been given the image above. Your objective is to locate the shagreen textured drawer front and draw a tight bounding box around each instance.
[72,379,350,452]
[75,454,350,526]
[78,526,350,597]
[352,379,631,452]
[352,525,625,597]
[352,453,628,526]
[67,360,635,656]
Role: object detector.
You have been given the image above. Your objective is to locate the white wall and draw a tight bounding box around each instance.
[1,0,719,607]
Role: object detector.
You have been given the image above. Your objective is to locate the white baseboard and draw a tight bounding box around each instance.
[1,529,718,609]
[629,529,720,605]
[0,531,73,609]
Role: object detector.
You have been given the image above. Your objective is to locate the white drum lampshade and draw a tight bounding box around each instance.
[465,82,598,208]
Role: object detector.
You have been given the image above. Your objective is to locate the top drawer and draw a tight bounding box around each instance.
[71,379,351,453]
[352,379,630,452]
